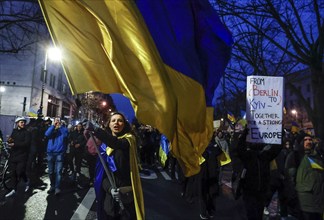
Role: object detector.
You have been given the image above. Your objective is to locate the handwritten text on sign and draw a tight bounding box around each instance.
[246,76,284,144]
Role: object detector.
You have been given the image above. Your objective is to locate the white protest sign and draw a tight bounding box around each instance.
[246,76,284,144]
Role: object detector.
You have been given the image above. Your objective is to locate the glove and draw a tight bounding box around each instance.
[94,129,109,142]
[110,188,120,202]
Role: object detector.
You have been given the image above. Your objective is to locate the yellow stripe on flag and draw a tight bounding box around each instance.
[38,0,213,177]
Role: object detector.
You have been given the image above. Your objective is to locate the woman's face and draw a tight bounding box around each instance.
[109,114,125,135]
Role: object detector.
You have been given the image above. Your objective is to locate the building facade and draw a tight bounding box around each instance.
[284,68,314,133]
[0,41,75,138]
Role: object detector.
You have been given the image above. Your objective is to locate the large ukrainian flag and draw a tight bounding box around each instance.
[38,0,232,177]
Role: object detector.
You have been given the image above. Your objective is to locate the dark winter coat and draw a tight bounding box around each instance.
[296,151,324,214]
[237,137,282,195]
[9,128,31,161]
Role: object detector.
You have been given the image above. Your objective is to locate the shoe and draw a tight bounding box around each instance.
[55,188,61,196]
[47,187,55,194]
[5,189,16,198]
[263,207,269,215]
[200,214,209,219]
[208,210,214,218]
[25,180,30,192]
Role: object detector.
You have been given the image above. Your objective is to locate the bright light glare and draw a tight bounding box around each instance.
[47,47,62,61]
[0,86,5,92]
[291,109,297,115]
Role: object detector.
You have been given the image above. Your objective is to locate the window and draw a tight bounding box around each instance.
[47,95,59,117]
[62,101,70,118]
[49,73,56,88]
[57,72,63,91]
[40,68,47,83]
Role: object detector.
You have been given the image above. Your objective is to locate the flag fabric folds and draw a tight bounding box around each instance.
[38,0,232,176]
[136,0,233,106]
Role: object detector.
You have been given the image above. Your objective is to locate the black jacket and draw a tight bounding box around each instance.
[9,128,31,161]
[237,135,282,194]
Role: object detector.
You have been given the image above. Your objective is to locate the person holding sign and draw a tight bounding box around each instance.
[236,129,282,220]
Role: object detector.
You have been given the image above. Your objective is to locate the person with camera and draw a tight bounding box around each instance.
[45,117,68,195]
[86,112,144,220]
[5,117,31,198]
[68,122,87,182]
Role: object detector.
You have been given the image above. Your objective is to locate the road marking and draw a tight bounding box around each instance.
[140,169,157,179]
[157,166,172,181]
[70,187,96,220]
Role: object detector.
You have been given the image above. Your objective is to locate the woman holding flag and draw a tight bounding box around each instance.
[87,112,144,220]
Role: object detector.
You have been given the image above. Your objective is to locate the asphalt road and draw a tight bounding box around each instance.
[0,162,249,220]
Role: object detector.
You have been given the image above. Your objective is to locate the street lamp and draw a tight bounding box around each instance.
[37,47,62,118]
[291,109,298,121]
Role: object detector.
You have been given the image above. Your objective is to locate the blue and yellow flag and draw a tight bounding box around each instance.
[38,0,232,176]
[307,157,324,171]
[227,111,236,123]
[159,134,170,168]
[291,121,300,133]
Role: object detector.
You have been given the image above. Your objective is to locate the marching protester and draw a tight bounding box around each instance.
[36,117,53,174]
[83,124,98,187]
[26,118,43,177]
[214,130,232,186]
[295,136,324,220]
[284,132,311,219]
[86,112,144,220]
[263,138,293,217]
[236,129,282,220]
[5,117,31,198]
[68,122,87,182]
[45,117,69,196]
[198,132,223,219]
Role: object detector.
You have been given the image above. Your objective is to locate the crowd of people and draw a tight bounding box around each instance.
[1,114,323,220]
[159,128,324,220]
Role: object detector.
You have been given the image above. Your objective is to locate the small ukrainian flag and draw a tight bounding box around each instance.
[227,111,236,123]
[159,134,170,168]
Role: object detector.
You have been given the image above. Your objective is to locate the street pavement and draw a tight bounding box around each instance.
[0,161,288,220]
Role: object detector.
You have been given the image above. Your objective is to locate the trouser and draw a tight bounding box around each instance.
[242,192,266,220]
[302,211,322,220]
[86,153,97,182]
[9,157,28,190]
[68,147,83,173]
[47,152,64,189]
[198,162,215,216]
[26,145,37,175]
